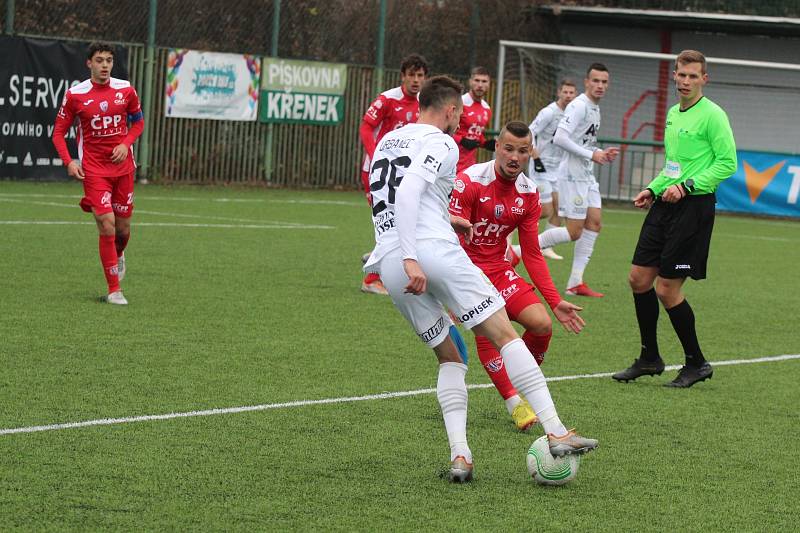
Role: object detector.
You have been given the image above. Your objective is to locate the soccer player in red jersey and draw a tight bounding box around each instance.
[358,54,428,295]
[453,66,494,173]
[450,121,585,431]
[52,42,144,305]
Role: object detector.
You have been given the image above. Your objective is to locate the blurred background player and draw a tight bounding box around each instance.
[613,50,736,388]
[536,63,619,297]
[364,76,597,482]
[450,121,585,432]
[453,66,494,173]
[52,42,144,305]
[358,54,428,296]
[526,80,578,260]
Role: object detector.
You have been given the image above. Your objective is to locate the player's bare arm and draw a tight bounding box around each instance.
[633,189,654,209]
[111,144,129,164]
[403,259,427,295]
[552,300,585,334]
[66,160,85,180]
[450,215,473,243]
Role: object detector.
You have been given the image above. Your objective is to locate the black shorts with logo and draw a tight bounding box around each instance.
[632,193,716,280]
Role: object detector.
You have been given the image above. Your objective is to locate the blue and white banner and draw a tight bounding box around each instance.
[165,50,260,121]
[716,150,800,218]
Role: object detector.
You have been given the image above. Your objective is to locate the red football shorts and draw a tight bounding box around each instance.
[80,172,135,218]
[483,264,541,320]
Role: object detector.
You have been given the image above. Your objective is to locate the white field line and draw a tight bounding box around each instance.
[0,220,333,230]
[1,353,797,437]
[0,197,334,228]
[0,192,362,207]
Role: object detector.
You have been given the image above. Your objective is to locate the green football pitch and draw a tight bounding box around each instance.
[1,180,798,531]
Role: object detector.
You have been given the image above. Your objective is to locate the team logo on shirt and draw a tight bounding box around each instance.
[515,197,523,207]
[454,178,465,193]
[100,101,108,112]
[406,111,413,122]
[494,204,504,218]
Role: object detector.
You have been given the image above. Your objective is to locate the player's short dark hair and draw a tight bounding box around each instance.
[676,49,707,74]
[499,120,532,141]
[559,78,577,90]
[87,42,115,60]
[419,75,462,110]
[400,54,429,75]
[470,66,490,78]
[586,62,608,77]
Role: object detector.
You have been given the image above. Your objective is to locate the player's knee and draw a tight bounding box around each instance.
[628,271,649,292]
[655,282,680,306]
[98,219,115,236]
[566,225,583,241]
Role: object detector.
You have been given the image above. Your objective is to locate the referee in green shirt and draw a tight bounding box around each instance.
[613,50,737,388]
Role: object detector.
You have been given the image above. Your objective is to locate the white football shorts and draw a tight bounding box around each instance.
[532,175,554,204]
[377,239,505,348]
[558,179,601,220]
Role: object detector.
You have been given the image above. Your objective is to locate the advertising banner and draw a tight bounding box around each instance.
[0,36,128,180]
[259,58,347,125]
[716,150,800,218]
[165,50,260,121]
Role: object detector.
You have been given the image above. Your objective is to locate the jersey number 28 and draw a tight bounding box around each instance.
[369,156,411,216]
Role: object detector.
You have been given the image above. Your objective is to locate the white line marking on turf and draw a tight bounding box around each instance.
[0,220,333,230]
[1,354,797,437]
[0,192,363,207]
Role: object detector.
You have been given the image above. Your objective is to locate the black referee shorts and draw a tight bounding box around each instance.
[632,193,716,280]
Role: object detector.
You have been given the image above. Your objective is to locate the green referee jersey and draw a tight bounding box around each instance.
[648,96,737,196]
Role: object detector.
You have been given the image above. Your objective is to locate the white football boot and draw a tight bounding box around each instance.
[106,291,128,305]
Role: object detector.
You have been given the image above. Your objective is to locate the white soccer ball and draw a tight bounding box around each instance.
[527,435,580,486]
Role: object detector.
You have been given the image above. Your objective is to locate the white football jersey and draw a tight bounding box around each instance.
[365,123,460,267]
[529,101,566,172]
[557,93,600,182]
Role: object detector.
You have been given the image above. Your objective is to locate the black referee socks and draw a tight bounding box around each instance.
[633,288,661,362]
[666,299,706,367]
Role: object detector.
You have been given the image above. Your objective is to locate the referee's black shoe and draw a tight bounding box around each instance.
[612,357,665,382]
[664,363,713,388]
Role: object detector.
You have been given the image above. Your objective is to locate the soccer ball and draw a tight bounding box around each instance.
[527,435,580,486]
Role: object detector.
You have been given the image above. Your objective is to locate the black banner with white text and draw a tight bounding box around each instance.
[0,36,128,180]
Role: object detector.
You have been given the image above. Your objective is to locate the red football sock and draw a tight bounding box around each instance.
[364,272,381,285]
[475,335,518,400]
[115,232,130,258]
[99,235,120,293]
[522,330,552,366]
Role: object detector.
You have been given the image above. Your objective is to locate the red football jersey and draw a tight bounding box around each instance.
[53,77,143,177]
[359,86,420,159]
[453,92,492,172]
[449,161,561,309]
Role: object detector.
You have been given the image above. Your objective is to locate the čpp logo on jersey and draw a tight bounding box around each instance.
[90,114,126,136]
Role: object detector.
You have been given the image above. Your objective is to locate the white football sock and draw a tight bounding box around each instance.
[437,362,471,461]
[567,229,599,288]
[504,394,522,415]
[539,226,571,250]
[499,339,568,437]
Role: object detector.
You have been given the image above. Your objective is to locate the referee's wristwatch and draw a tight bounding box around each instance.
[681,178,696,195]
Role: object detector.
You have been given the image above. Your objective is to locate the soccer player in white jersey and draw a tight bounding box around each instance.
[537,63,619,297]
[363,76,598,483]
[527,79,578,260]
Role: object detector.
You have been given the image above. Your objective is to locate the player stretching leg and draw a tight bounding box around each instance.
[53,42,144,305]
[536,64,619,297]
[451,121,585,432]
[364,76,597,482]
